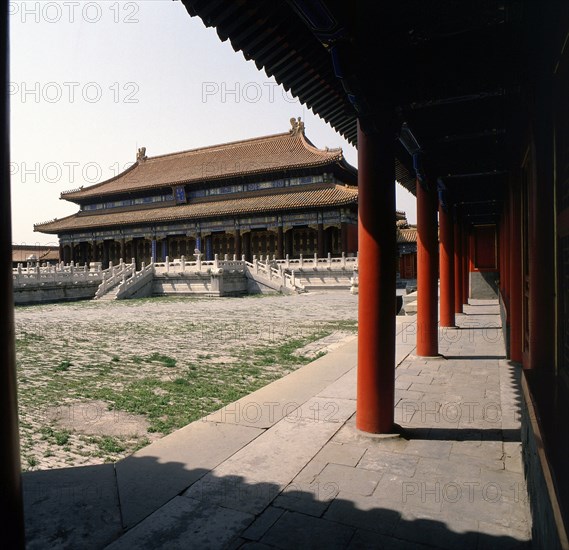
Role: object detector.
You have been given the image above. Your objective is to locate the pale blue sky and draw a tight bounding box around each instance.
[9,0,416,246]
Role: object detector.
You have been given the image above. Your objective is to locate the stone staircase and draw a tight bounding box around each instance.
[94,261,135,301]
[244,260,304,294]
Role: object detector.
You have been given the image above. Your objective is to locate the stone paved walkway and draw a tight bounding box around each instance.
[23,299,531,549]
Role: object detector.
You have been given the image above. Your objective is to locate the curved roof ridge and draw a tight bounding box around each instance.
[298,131,343,160]
[61,161,139,198]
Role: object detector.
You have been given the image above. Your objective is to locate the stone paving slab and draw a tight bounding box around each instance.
[23,464,122,550]
[241,506,285,542]
[183,397,357,515]
[115,421,264,528]
[324,490,403,535]
[314,463,383,496]
[259,510,355,549]
[204,338,357,429]
[105,496,253,550]
[346,528,434,550]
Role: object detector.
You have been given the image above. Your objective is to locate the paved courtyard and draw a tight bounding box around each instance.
[22,297,532,549]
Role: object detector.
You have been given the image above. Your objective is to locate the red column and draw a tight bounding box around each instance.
[504,211,512,304]
[276,226,284,259]
[416,180,439,356]
[317,223,325,257]
[341,222,348,254]
[235,229,242,258]
[453,214,463,313]
[528,159,555,372]
[509,182,522,362]
[439,203,455,327]
[462,227,469,305]
[499,220,505,296]
[356,120,396,434]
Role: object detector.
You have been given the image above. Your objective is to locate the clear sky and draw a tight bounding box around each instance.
[9,0,416,246]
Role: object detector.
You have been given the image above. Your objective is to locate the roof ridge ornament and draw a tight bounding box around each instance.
[137,147,147,162]
[289,117,305,136]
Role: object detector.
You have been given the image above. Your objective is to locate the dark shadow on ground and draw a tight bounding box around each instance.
[442,355,505,361]
[461,313,501,316]
[450,325,503,330]
[399,427,521,443]
[23,453,531,549]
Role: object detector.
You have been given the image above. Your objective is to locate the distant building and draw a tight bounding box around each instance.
[397,219,417,279]
[12,245,59,268]
[35,119,366,267]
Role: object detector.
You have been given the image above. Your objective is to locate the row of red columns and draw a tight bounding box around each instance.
[356,119,471,433]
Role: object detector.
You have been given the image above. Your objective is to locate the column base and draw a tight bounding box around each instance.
[356,423,403,438]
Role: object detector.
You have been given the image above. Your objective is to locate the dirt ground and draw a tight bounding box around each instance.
[15,291,358,470]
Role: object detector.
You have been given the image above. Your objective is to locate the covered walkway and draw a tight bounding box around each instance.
[24,300,531,549]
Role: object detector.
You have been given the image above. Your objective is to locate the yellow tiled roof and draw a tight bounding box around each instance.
[12,246,59,263]
[397,227,417,243]
[61,131,346,201]
[36,184,358,234]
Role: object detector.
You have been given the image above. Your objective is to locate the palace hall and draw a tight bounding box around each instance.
[35,119,371,267]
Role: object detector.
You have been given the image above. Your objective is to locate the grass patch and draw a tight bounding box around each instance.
[247,334,330,368]
[53,360,72,372]
[40,427,71,446]
[144,352,176,368]
[85,334,332,434]
[97,436,125,454]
